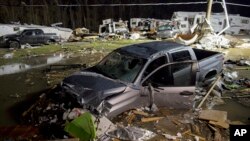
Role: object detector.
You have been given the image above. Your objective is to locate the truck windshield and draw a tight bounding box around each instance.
[157,25,172,31]
[95,51,146,83]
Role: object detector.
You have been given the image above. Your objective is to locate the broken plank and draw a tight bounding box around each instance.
[187,132,206,141]
[172,119,181,125]
[133,110,149,117]
[182,130,206,141]
[199,110,227,122]
[197,76,221,108]
[141,117,164,122]
[209,120,229,129]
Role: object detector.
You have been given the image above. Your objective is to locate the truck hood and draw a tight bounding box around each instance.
[3,34,20,38]
[62,71,127,106]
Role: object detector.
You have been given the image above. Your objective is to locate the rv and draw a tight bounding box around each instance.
[171,11,250,35]
[130,18,170,32]
[99,19,129,36]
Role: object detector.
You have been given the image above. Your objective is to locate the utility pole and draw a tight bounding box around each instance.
[206,0,213,21]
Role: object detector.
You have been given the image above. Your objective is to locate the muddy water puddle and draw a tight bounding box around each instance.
[0,53,64,75]
[0,69,47,125]
[213,99,250,123]
[0,52,105,125]
[219,47,250,123]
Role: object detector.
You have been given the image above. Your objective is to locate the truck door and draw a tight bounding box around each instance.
[20,30,36,45]
[141,61,198,109]
[34,30,44,44]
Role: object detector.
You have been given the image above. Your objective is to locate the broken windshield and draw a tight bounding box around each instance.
[95,51,146,83]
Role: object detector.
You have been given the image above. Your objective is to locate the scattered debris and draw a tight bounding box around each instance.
[106,126,156,141]
[133,110,149,117]
[182,130,206,141]
[95,116,116,139]
[125,112,136,125]
[3,53,14,59]
[209,120,229,129]
[198,109,229,129]
[141,117,164,123]
[68,27,99,42]
[64,112,96,141]
[99,19,129,38]
[21,43,32,49]
[163,133,181,140]
[63,108,86,120]
[129,33,140,40]
[199,109,227,122]
[197,76,222,108]
[197,33,231,49]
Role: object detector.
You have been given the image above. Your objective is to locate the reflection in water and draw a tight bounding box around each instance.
[0,63,31,75]
[47,54,64,64]
[0,53,64,75]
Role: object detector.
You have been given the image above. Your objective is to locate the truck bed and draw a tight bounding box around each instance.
[193,48,220,61]
[192,48,223,83]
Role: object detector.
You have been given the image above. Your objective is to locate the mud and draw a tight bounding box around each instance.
[0,51,106,125]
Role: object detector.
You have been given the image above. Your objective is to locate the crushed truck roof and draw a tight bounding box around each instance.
[117,41,185,58]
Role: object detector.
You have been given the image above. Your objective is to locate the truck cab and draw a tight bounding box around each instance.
[0,29,60,48]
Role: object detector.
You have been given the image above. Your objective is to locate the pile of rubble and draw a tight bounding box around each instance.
[16,91,232,141]
[68,27,99,42]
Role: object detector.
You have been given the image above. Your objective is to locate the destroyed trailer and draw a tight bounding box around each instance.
[0,29,60,48]
[61,41,224,118]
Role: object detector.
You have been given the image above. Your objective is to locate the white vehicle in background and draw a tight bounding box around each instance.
[170,11,250,35]
[130,18,170,32]
[99,19,129,36]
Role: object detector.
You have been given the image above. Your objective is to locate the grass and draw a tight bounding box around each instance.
[0,39,153,66]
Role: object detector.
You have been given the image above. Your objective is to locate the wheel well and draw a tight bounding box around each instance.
[204,70,217,80]
[48,39,55,42]
[8,40,19,44]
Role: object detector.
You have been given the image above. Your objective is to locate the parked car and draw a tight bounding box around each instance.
[61,41,224,118]
[0,29,60,48]
[156,24,181,39]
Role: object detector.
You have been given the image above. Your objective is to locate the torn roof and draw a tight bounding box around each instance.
[117,41,185,59]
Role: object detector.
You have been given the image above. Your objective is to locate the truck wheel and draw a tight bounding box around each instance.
[9,41,20,48]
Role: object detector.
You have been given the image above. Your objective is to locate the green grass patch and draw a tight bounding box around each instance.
[0,39,153,66]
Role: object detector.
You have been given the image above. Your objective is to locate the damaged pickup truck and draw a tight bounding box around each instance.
[61,41,224,118]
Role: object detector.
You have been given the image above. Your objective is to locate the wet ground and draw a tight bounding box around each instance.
[0,50,106,125]
[210,37,250,124]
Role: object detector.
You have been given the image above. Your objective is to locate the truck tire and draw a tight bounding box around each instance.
[9,41,20,48]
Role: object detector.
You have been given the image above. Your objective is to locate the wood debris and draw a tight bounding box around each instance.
[126,113,136,124]
[183,130,206,141]
[209,121,229,129]
[141,117,164,122]
[199,110,227,122]
[133,110,149,117]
